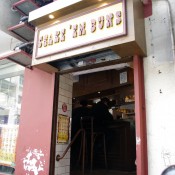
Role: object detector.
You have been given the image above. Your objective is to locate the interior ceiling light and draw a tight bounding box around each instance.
[49,14,55,19]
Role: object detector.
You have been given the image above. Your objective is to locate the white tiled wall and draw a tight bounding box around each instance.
[55,74,73,175]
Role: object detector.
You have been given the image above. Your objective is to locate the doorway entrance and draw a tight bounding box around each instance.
[53,51,147,175]
[70,66,136,175]
[52,50,146,174]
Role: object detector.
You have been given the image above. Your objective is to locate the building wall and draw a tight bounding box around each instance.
[0,61,24,80]
[144,0,175,174]
[55,74,73,175]
[1,0,175,174]
[0,31,19,54]
[0,0,20,36]
[0,30,24,80]
[15,68,55,175]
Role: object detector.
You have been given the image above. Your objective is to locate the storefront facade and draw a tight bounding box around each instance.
[1,0,174,175]
[14,0,148,175]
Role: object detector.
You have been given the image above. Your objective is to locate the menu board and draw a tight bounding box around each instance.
[57,115,70,143]
[0,125,18,167]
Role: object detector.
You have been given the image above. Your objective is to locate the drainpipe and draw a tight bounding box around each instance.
[157,0,175,59]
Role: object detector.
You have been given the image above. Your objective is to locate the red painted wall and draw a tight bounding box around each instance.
[144,0,152,18]
[15,68,55,175]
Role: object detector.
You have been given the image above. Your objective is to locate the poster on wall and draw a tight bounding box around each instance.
[57,114,70,143]
[119,71,127,84]
[0,125,18,167]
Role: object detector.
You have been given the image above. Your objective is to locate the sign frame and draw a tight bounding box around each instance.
[34,0,127,60]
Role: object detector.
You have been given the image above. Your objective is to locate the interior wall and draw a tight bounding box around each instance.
[144,0,175,174]
[55,74,73,175]
[73,68,134,98]
[0,0,20,36]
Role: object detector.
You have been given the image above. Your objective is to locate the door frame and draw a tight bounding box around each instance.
[133,55,148,175]
[50,55,148,175]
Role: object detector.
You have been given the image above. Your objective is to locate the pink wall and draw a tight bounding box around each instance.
[134,55,148,175]
[15,68,55,175]
[144,0,152,18]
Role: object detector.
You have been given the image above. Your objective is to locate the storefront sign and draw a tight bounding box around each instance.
[57,114,70,143]
[34,0,126,59]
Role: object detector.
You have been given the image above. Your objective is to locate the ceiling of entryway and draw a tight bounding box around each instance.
[49,49,133,76]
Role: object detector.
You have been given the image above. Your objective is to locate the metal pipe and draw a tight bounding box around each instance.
[56,128,85,161]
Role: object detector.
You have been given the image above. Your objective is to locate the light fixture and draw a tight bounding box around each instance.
[100,3,108,7]
[53,20,60,24]
[98,92,101,94]
[49,14,55,19]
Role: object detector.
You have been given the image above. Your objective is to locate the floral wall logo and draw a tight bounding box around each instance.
[22,148,45,175]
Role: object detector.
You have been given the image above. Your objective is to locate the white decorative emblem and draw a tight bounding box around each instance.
[136,137,141,145]
[22,148,45,175]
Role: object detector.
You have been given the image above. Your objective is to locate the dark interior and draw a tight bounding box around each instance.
[70,66,136,175]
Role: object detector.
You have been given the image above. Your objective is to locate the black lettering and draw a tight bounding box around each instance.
[116,11,122,25]
[54,31,60,43]
[79,22,86,36]
[106,13,114,28]
[48,34,53,45]
[38,36,43,48]
[98,16,104,29]
[61,29,66,42]
[91,19,96,33]
[43,35,48,47]
[73,25,78,38]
